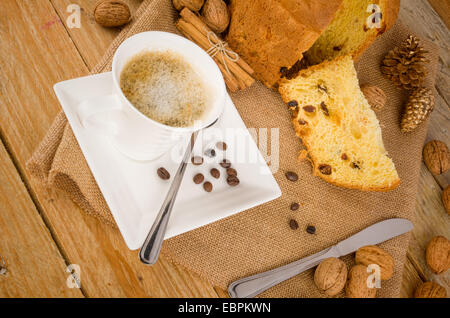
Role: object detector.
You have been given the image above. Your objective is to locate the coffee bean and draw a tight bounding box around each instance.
[318,164,332,175]
[203,181,213,192]
[285,171,298,182]
[298,119,307,125]
[290,202,299,211]
[303,105,316,113]
[341,153,348,160]
[226,168,237,176]
[157,167,170,180]
[191,156,203,165]
[204,148,216,158]
[287,100,298,107]
[289,219,299,230]
[227,175,240,186]
[193,173,204,184]
[210,168,220,179]
[220,159,231,168]
[216,141,227,151]
[320,101,329,116]
[306,225,316,234]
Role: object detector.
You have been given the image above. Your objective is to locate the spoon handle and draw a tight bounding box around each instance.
[139,131,198,265]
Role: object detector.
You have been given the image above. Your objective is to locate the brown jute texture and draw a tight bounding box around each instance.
[26,0,439,297]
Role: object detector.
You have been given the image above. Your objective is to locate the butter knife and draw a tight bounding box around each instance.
[228,218,413,298]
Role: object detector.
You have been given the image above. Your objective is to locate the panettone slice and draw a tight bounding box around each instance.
[278,56,400,191]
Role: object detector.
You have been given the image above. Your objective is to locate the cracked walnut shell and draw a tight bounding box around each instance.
[314,258,347,296]
[423,140,449,175]
[361,85,386,111]
[345,265,377,298]
[414,282,447,298]
[355,245,394,280]
[426,236,450,274]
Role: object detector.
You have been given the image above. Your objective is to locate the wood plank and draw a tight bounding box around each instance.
[406,164,450,296]
[0,140,84,298]
[50,0,142,70]
[427,0,450,29]
[390,0,450,298]
[0,0,218,298]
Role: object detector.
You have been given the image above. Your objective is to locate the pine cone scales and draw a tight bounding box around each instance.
[401,87,435,133]
[381,35,428,90]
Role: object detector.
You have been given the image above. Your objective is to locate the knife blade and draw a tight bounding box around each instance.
[335,218,414,256]
[228,218,413,298]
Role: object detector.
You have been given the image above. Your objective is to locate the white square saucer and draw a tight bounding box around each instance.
[54,72,281,250]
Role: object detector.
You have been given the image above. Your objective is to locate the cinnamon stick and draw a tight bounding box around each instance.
[176,18,255,88]
[180,8,254,76]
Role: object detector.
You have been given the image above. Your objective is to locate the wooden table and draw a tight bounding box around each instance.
[0,0,448,298]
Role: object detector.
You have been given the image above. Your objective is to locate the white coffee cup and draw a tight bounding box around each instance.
[76,31,226,161]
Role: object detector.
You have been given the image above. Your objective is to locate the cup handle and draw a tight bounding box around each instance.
[76,94,123,136]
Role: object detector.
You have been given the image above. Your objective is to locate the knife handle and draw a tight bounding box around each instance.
[228,246,338,298]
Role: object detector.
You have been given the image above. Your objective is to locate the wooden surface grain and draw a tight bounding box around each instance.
[0,0,448,298]
[0,140,83,297]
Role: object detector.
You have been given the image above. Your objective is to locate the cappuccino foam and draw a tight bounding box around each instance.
[120,50,208,127]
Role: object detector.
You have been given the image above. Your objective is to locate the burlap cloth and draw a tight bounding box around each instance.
[27,0,439,297]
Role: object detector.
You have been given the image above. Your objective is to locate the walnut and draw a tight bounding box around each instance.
[361,84,386,111]
[345,265,377,298]
[201,0,230,33]
[94,0,131,27]
[414,281,447,298]
[172,0,204,11]
[314,258,347,296]
[423,140,449,175]
[355,245,395,280]
[426,236,450,274]
[443,186,450,215]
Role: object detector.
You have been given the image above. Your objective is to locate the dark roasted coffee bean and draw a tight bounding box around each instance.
[318,164,332,175]
[303,105,316,113]
[204,148,216,158]
[220,159,232,168]
[287,100,298,107]
[285,171,298,182]
[320,102,329,116]
[341,153,348,160]
[210,168,220,179]
[193,173,204,184]
[203,181,213,192]
[227,175,240,186]
[226,168,237,176]
[191,156,203,165]
[298,119,307,125]
[157,167,170,180]
[290,202,299,211]
[216,141,227,151]
[289,219,299,230]
[306,225,316,234]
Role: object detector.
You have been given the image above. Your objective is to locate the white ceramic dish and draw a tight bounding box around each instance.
[54,72,281,250]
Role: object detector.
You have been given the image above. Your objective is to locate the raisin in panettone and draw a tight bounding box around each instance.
[278,56,400,191]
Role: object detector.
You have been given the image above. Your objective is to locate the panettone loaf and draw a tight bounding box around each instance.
[278,56,400,191]
[226,0,399,87]
[304,0,400,65]
[226,0,342,87]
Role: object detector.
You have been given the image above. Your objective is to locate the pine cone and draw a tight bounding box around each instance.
[401,87,435,133]
[381,35,429,90]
